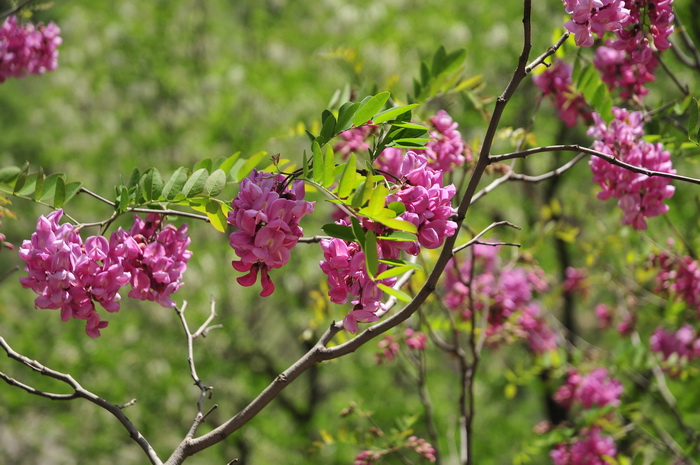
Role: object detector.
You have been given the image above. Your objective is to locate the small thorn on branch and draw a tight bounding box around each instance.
[119,398,138,409]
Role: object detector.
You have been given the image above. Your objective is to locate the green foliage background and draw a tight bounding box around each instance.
[1,0,700,464]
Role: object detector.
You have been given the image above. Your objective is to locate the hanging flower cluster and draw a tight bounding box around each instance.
[19,211,191,337]
[1,16,61,83]
[550,427,618,465]
[533,59,591,127]
[562,0,630,47]
[588,107,675,230]
[443,243,557,353]
[227,170,315,296]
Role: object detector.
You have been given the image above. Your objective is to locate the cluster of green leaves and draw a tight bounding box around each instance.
[0,163,82,209]
[571,61,613,123]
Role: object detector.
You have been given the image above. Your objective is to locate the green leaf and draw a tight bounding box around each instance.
[378,258,423,271]
[12,163,29,194]
[373,217,418,233]
[364,230,378,277]
[218,152,241,177]
[141,168,164,201]
[377,231,417,242]
[39,173,62,202]
[205,198,228,233]
[127,168,141,189]
[390,122,429,131]
[376,265,415,281]
[302,151,310,180]
[318,110,336,145]
[182,168,209,197]
[336,101,361,133]
[372,104,419,124]
[312,141,323,183]
[387,201,406,215]
[322,223,356,242]
[353,91,391,126]
[204,169,227,196]
[117,185,129,213]
[64,182,82,205]
[351,216,366,245]
[431,45,447,75]
[392,137,431,145]
[236,151,268,181]
[53,176,66,208]
[162,167,189,200]
[366,184,388,216]
[323,144,335,188]
[16,173,38,196]
[0,166,21,184]
[689,98,699,141]
[377,283,412,302]
[34,168,45,201]
[351,177,369,208]
[337,153,357,198]
[194,157,213,173]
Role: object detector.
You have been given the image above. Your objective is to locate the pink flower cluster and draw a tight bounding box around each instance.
[650,325,700,363]
[321,151,456,333]
[354,450,381,465]
[594,40,657,100]
[0,16,61,83]
[111,214,192,308]
[533,59,591,127]
[320,232,397,333]
[424,110,470,171]
[554,368,623,410]
[652,251,700,311]
[375,328,428,363]
[19,211,191,337]
[550,427,617,465]
[588,107,675,230]
[334,124,377,157]
[443,244,557,353]
[591,0,674,99]
[334,110,468,174]
[562,0,630,47]
[383,151,458,251]
[563,266,589,296]
[228,171,314,296]
[406,435,437,462]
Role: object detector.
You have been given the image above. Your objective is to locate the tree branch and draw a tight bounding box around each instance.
[0,336,163,465]
[491,145,700,186]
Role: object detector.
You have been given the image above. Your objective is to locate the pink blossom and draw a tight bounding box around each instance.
[562,0,630,47]
[650,325,700,362]
[0,16,61,83]
[563,267,588,296]
[228,171,314,296]
[354,450,381,465]
[554,368,623,409]
[334,124,377,157]
[404,328,428,350]
[652,251,700,312]
[19,210,130,337]
[424,110,470,172]
[443,244,556,352]
[113,214,192,308]
[375,336,400,363]
[533,59,591,127]
[588,107,675,230]
[406,436,437,462]
[595,304,613,329]
[551,427,617,465]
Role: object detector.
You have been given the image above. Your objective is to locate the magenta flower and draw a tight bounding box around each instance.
[404,328,428,350]
[533,59,591,127]
[112,214,192,308]
[554,368,623,409]
[229,171,314,296]
[0,16,61,83]
[562,0,630,47]
[19,210,130,337]
[550,427,617,465]
[424,110,470,172]
[588,107,675,230]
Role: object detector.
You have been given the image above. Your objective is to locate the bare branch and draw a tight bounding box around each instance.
[491,145,700,186]
[0,336,162,464]
[453,221,521,255]
[0,0,36,20]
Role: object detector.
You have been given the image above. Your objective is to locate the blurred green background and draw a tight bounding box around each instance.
[2,0,700,464]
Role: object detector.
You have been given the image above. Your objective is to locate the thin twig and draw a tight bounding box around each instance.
[525,32,570,74]
[491,144,700,186]
[0,0,36,20]
[0,336,162,464]
[453,220,521,255]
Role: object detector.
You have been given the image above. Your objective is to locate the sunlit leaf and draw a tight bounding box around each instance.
[377,283,412,302]
[204,169,227,196]
[337,153,357,198]
[364,230,378,277]
[182,168,209,197]
[353,91,391,126]
[236,151,268,181]
[162,167,188,200]
[372,104,419,124]
[323,144,335,188]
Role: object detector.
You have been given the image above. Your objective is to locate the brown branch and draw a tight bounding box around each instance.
[0,336,162,464]
[453,221,521,255]
[491,145,700,186]
[0,0,35,20]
